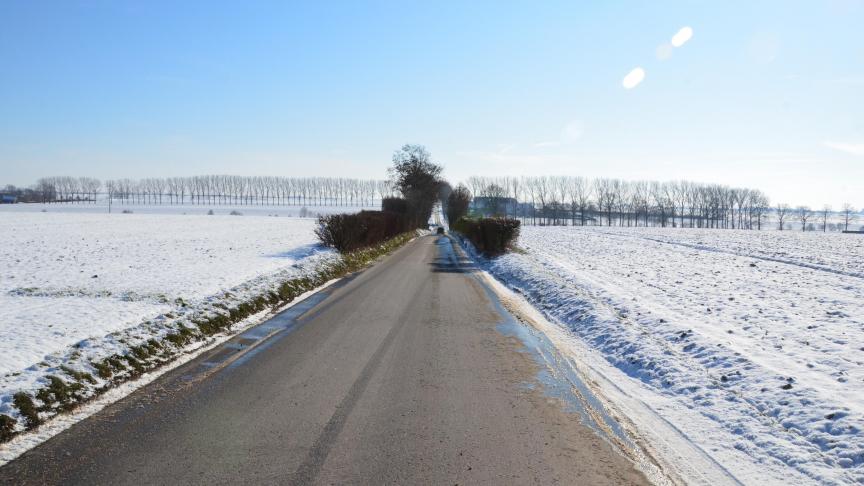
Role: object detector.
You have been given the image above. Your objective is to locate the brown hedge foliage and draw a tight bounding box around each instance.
[381,197,409,215]
[316,210,410,253]
[453,217,520,256]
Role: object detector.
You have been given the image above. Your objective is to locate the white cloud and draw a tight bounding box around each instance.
[671,26,694,47]
[824,141,864,156]
[622,67,646,89]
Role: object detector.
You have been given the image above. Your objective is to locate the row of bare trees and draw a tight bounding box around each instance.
[25,176,394,207]
[775,203,860,232]
[464,176,773,229]
[24,177,103,203]
[12,173,860,231]
[105,176,389,207]
[462,176,861,231]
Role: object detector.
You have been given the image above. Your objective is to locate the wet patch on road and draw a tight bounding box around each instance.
[179,276,357,381]
[429,237,479,273]
[493,312,634,449]
[439,235,635,451]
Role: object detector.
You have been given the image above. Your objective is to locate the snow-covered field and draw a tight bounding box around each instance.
[478,226,864,485]
[0,208,339,431]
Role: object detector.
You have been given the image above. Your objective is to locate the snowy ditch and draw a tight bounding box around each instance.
[457,226,864,485]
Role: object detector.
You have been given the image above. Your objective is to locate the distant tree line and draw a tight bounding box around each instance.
[2,177,102,203]
[775,203,861,232]
[4,170,859,233]
[456,176,861,232]
[3,176,394,207]
[461,176,771,229]
[106,176,390,206]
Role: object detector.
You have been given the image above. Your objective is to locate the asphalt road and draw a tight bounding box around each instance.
[0,235,648,485]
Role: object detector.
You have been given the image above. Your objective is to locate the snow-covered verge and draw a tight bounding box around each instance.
[465,226,864,485]
[0,209,414,445]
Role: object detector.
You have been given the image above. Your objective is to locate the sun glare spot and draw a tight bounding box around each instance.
[656,43,673,60]
[671,26,693,47]
[561,121,584,143]
[622,67,646,89]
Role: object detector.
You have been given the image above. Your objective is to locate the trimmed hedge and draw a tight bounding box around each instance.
[316,210,410,253]
[381,197,409,215]
[382,196,429,230]
[453,217,520,256]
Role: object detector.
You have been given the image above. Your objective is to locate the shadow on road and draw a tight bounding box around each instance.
[429,236,479,273]
[429,257,479,273]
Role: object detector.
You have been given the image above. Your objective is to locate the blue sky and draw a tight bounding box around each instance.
[1,0,862,207]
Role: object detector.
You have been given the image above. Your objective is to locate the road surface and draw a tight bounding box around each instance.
[0,235,649,485]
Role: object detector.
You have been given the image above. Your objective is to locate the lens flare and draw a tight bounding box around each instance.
[671,26,693,47]
[622,67,646,89]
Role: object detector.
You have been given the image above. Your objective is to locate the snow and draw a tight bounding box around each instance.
[471,226,864,485]
[0,208,341,430]
[1,212,324,306]
[0,297,172,375]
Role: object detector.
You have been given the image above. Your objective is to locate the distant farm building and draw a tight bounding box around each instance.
[0,194,18,204]
[469,197,526,217]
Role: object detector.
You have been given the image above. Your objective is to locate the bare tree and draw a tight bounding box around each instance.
[484,183,508,217]
[508,177,521,221]
[79,177,101,203]
[842,203,857,232]
[535,177,550,225]
[389,144,443,228]
[594,179,614,226]
[821,205,831,232]
[776,204,790,230]
[796,205,813,231]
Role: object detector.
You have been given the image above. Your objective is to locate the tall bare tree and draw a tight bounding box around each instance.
[821,205,831,232]
[796,205,813,231]
[776,204,790,230]
[842,203,857,231]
